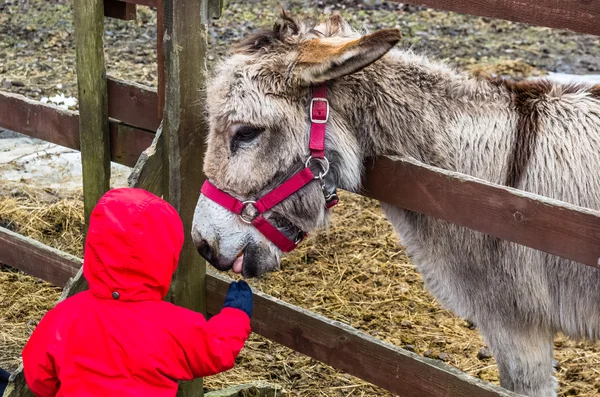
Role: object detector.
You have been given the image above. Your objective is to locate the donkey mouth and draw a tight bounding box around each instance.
[196,238,278,278]
[232,254,244,274]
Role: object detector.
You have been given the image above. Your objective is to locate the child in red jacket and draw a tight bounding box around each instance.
[22,188,252,397]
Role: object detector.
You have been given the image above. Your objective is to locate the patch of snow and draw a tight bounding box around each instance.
[39,93,77,109]
[0,130,130,193]
[540,72,600,85]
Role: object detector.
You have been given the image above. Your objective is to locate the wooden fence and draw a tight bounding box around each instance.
[1,0,600,396]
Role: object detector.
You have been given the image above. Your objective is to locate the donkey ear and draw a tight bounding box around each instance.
[295,28,402,84]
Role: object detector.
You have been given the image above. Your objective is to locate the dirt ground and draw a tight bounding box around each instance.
[2,0,600,396]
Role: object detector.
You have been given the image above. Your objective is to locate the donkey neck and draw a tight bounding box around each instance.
[329,51,509,170]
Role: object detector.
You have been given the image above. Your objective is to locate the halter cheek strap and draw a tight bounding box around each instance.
[200,83,338,252]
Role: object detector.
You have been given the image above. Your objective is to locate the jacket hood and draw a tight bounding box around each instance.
[84,188,184,302]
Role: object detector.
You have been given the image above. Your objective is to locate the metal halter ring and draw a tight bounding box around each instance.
[239,201,257,224]
[294,231,304,245]
[305,156,330,180]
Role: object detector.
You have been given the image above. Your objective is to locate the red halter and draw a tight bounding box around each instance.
[200,83,338,252]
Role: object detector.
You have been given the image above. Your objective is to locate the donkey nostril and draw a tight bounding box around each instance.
[196,239,216,264]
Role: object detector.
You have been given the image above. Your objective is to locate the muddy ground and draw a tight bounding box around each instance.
[2,0,600,395]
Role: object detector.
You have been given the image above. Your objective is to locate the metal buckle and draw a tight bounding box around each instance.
[239,201,257,224]
[305,156,330,179]
[310,97,329,124]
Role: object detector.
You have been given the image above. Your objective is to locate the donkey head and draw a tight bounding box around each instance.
[192,12,401,277]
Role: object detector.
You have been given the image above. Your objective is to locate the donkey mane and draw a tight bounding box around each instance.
[489,78,600,186]
[233,10,302,55]
[233,10,361,55]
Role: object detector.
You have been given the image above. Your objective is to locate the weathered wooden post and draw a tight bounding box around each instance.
[160,0,215,394]
[73,0,111,228]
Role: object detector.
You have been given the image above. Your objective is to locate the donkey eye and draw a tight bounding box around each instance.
[230,125,265,154]
[233,125,264,142]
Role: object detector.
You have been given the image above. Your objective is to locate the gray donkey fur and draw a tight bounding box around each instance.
[192,12,600,396]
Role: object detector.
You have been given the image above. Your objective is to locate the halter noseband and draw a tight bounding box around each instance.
[200,83,339,252]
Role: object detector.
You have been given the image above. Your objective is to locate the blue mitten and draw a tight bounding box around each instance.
[223,280,253,318]
[0,367,10,396]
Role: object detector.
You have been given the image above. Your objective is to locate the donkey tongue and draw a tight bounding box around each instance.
[232,255,244,274]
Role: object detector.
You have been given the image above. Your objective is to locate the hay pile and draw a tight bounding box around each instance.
[0,187,81,369]
[2,187,600,396]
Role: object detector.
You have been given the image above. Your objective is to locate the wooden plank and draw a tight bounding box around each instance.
[0,91,79,149]
[0,91,154,168]
[156,0,164,118]
[0,227,81,288]
[127,122,165,196]
[104,0,137,20]
[0,233,518,397]
[110,123,155,166]
[395,0,600,36]
[0,92,154,168]
[107,76,160,131]
[115,0,157,7]
[362,156,600,268]
[206,272,520,397]
[73,0,111,228]
[0,79,159,136]
[161,0,209,395]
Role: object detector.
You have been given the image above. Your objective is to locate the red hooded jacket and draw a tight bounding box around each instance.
[22,188,251,397]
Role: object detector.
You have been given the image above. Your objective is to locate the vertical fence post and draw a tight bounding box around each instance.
[161,0,210,395]
[74,0,111,229]
[156,0,165,118]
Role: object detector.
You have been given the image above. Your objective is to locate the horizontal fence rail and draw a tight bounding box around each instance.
[0,89,154,168]
[107,0,600,36]
[104,0,137,20]
[0,226,520,397]
[362,156,600,269]
[394,0,600,36]
[114,0,156,7]
[107,77,161,131]
[0,228,81,287]
[205,272,519,397]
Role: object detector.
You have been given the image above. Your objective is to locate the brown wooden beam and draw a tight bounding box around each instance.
[110,123,155,167]
[0,227,82,289]
[0,230,519,397]
[104,0,137,20]
[0,77,160,134]
[115,0,157,7]
[107,77,161,131]
[362,156,600,268]
[395,0,600,36]
[206,272,519,397]
[156,0,165,118]
[0,91,80,149]
[0,91,154,168]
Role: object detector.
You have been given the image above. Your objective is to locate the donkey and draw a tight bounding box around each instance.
[191,12,600,396]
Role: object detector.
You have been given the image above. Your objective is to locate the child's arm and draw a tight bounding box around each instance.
[167,281,252,379]
[22,311,60,397]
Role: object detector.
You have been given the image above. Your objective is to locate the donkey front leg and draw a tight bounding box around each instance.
[479,324,557,397]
